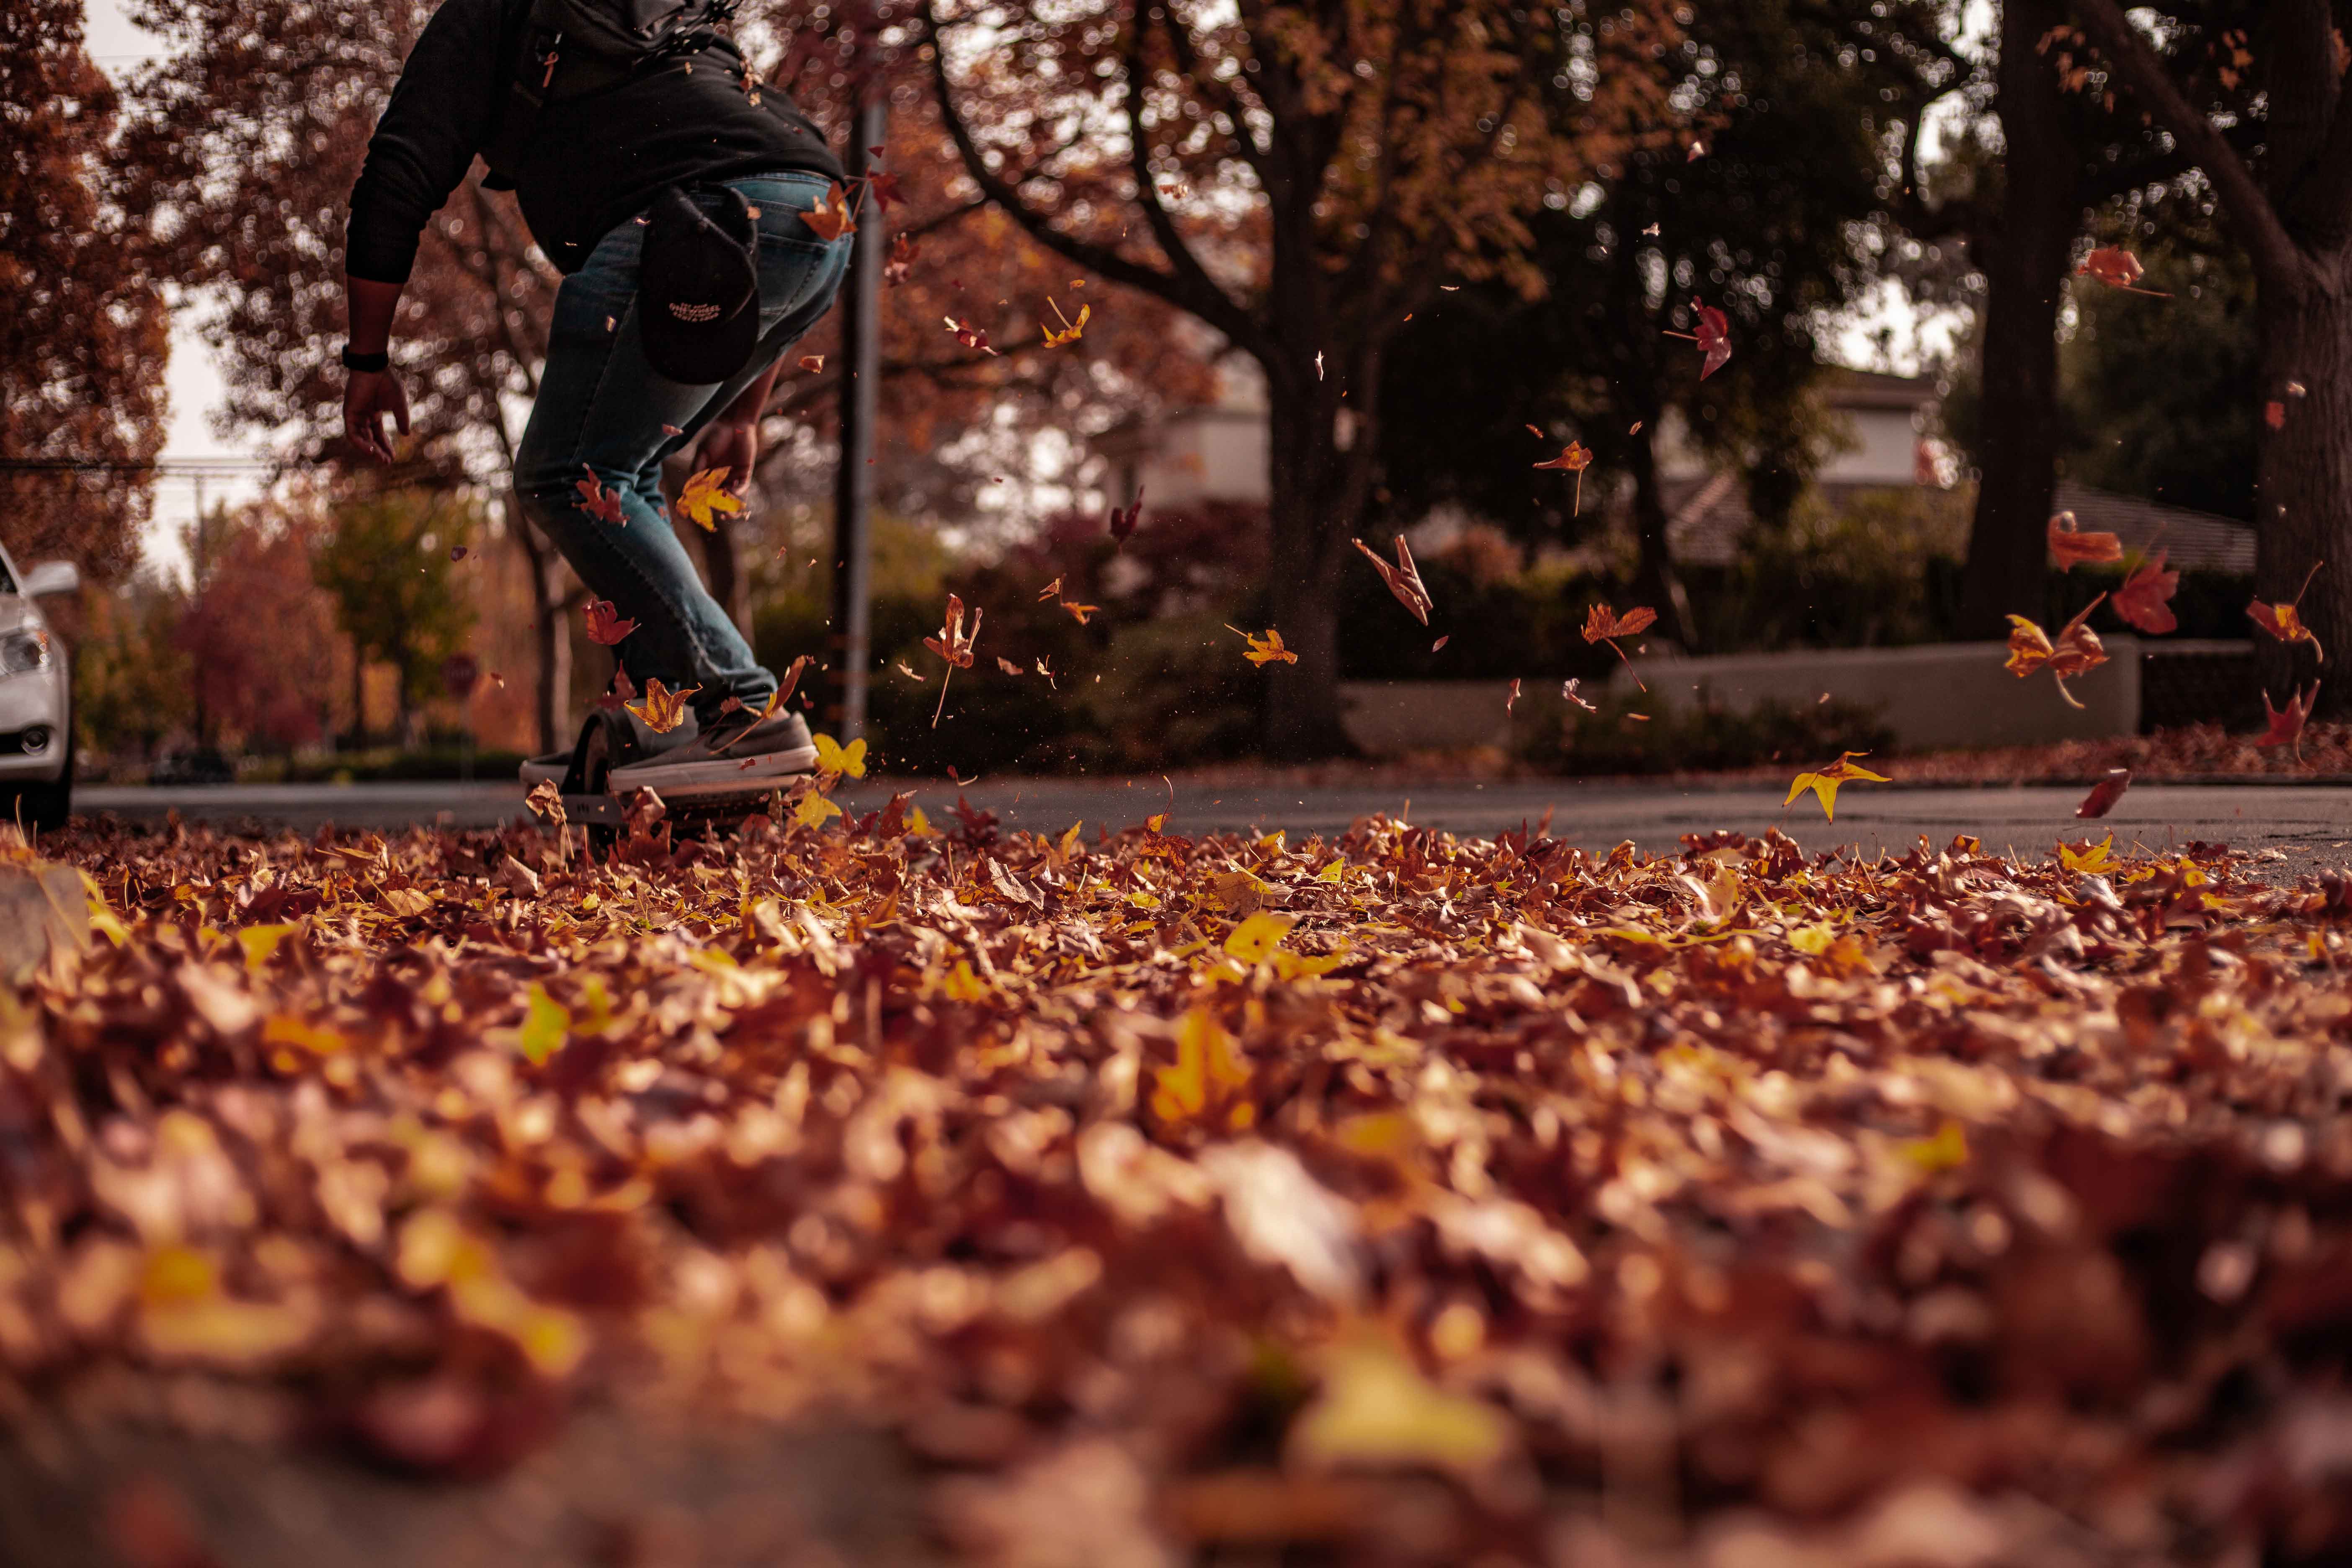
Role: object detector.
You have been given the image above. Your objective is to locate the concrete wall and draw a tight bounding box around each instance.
[1340,681,1517,755]
[1605,638,2143,749]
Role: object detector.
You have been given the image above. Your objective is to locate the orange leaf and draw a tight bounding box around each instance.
[2076,245,2170,296]
[2047,511,2121,570]
[583,599,638,646]
[798,181,856,241]
[1059,599,1100,625]
[2249,563,2327,661]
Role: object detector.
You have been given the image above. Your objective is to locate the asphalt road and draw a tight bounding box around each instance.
[72,778,2352,877]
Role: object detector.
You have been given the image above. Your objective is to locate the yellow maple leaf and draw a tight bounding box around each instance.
[1227,625,1298,666]
[812,732,868,779]
[2058,833,2116,875]
[673,467,743,531]
[1783,752,1890,822]
[794,792,843,831]
[626,676,698,733]
[1151,1008,1253,1126]
[1224,912,1299,964]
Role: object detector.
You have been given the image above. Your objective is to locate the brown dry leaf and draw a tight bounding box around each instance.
[1351,536,1433,625]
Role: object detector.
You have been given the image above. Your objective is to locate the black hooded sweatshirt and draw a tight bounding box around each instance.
[345,0,841,284]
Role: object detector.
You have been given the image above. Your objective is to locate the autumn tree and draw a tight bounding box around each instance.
[0,0,171,579]
[921,0,1680,755]
[1373,0,1961,647]
[2055,1,2352,710]
[312,488,477,745]
[118,0,1219,752]
[175,498,346,753]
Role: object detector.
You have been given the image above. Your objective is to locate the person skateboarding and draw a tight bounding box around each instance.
[338,0,847,795]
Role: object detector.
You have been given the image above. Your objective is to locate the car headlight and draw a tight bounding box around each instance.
[0,630,49,677]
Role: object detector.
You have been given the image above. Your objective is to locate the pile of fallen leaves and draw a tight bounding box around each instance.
[5,806,2352,1564]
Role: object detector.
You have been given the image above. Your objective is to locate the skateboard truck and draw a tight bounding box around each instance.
[553,708,786,848]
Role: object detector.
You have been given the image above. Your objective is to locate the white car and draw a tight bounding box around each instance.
[0,548,80,831]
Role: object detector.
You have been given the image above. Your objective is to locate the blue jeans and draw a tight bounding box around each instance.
[515,169,849,722]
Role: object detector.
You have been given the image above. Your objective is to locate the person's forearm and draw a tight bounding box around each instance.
[347,275,405,355]
[721,359,784,425]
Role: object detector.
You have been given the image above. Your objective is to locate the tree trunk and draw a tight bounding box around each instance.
[348,641,366,750]
[1260,388,1358,760]
[507,493,571,756]
[1957,0,2077,638]
[1625,425,1695,650]
[2251,271,2352,715]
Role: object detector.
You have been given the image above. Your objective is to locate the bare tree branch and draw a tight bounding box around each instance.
[919,0,1265,350]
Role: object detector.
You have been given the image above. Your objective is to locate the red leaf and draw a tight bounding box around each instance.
[2075,767,2131,819]
[583,599,638,646]
[573,467,626,525]
[1694,304,1731,380]
[2113,550,2179,635]
[2255,681,2321,761]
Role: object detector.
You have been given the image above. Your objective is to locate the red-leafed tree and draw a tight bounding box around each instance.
[2062,1,2352,711]
[0,0,171,579]
[176,497,346,753]
[917,0,1682,754]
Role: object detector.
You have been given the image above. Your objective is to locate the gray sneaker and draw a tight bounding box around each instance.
[607,706,817,797]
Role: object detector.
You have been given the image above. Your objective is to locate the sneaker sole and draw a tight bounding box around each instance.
[607,744,820,799]
[518,756,568,787]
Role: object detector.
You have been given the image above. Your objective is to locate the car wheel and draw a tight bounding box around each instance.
[17,724,72,836]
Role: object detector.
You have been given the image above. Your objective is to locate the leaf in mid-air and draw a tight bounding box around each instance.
[1783,752,1890,822]
[2076,768,2132,820]
[812,733,867,780]
[2047,511,2122,570]
[626,676,697,733]
[583,599,639,646]
[1228,626,1297,666]
[798,181,856,241]
[673,468,742,532]
[2113,551,2179,634]
[2004,596,2110,708]
[574,467,627,525]
[1351,535,1434,625]
[2254,681,2321,762]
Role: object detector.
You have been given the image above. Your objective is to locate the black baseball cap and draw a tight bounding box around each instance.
[639,183,760,386]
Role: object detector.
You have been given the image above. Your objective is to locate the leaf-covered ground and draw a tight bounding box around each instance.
[5,802,2352,1565]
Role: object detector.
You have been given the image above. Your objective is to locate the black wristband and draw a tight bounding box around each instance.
[340,345,391,373]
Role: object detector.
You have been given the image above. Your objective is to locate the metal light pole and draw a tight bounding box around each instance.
[828,96,885,743]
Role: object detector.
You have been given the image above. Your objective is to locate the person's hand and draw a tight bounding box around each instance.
[694,417,758,494]
[344,369,411,464]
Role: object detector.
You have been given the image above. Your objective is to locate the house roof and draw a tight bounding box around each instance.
[1663,475,2254,575]
[1820,366,1940,412]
